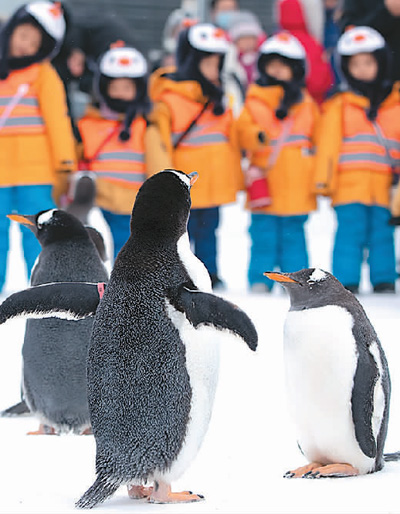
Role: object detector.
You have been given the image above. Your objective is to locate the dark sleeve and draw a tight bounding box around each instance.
[0,282,105,325]
[340,0,397,34]
[168,286,258,351]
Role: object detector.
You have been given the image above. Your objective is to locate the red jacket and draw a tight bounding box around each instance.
[278,0,333,104]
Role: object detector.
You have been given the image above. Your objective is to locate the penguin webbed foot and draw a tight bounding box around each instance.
[285,462,359,478]
[27,423,58,435]
[147,481,204,503]
[127,484,153,499]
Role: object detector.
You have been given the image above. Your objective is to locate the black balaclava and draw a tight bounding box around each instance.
[96,71,151,142]
[340,47,393,121]
[0,5,60,80]
[256,53,305,120]
[170,28,225,116]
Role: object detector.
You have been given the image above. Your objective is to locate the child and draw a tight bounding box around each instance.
[0,1,76,293]
[150,23,242,289]
[77,43,164,260]
[236,32,319,292]
[314,26,399,294]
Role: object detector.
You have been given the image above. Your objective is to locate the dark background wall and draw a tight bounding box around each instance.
[63,0,277,60]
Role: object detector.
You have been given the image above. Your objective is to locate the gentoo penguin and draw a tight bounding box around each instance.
[6,209,109,434]
[265,268,391,478]
[0,170,258,505]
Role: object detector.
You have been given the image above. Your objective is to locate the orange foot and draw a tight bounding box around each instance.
[148,480,204,504]
[284,462,323,478]
[303,463,359,479]
[27,424,57,435]
[127,485,153,499]
[80,427,93,435]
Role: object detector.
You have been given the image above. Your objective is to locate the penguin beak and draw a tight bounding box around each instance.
[7,214,37,233]
[188,171,199,186]
[264,271,301,284]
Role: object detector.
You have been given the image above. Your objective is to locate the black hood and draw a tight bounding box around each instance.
[169,28,225,116]
[256,53,305,119]
[0,5,62,80]
[340,47,394,120]
[95,67,151,142]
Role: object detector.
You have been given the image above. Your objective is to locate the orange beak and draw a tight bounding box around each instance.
[188,171,199,186]
[264,271,299,283]
[7,214,35,226]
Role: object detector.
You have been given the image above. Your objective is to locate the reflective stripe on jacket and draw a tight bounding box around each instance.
[78,115,147,187]
[0,65,45,135]
[237,84,319,215]
[149,70,243,209]
[314,87,400,207]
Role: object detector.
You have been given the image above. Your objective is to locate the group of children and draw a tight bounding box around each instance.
[1,1,400,295]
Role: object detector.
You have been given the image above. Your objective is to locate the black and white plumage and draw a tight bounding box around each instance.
[70,169,257,507]
[6,209,109,434]
[265,268,391,478]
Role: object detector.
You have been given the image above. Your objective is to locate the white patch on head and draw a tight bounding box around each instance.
[37,209,57,227]
[154,300,221,483]
[369,341,386,439]
[308,268,327,283]
[162,169,191,188]
[177,233,212,292]
[284,304,376,474]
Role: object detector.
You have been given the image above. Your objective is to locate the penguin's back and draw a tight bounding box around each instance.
[87,276,192,482]
[23,238,108,431]
[284,304,380,474]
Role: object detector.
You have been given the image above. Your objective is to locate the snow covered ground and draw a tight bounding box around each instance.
[1,195,400,514]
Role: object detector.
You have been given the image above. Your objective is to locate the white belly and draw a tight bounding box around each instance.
[157,302,220,482]
[284,305,376,474]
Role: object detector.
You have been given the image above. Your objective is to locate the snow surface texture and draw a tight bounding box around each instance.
[1,198,400,513]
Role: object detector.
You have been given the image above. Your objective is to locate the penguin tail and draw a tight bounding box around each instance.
[76,476,120,509]
[384,451,400,462]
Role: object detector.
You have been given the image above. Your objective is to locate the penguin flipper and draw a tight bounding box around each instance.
[351,355,378,459]
[170,287,258,351]
[0,282,105,324]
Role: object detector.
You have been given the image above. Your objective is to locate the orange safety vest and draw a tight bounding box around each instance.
[245,96,314,163]
[0,64,45,135]
[338,104,400,174]
[160,91,232,148]
[78,116,147,188]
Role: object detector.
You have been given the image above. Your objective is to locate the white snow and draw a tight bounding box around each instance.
[1,196,400,513]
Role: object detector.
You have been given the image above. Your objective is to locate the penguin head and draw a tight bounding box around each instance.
[8,209,89,247]
[264,268,351,309]
[129,169,198,243]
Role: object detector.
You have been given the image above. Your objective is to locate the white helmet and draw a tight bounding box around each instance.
[26,1,66,43]
[99,45,148,79]
[187,23,229,55]
[337,26,385,56]
[259,32,306,60]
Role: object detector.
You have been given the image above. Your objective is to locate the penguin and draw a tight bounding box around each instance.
[65,172,108,262]
[0,170,258,505]
[265,268,391,478]
[5,209,109,434]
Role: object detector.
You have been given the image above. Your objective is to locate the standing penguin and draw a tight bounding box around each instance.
[6,209,109,434]
[265,268,390,478]
[0,170,258,504]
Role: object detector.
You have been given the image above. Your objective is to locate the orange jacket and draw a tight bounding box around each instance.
[237,84,319,215]
[0,62,76,192]
[314,86,400,207]
[149,68,242,209]
[78,106,165,215]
